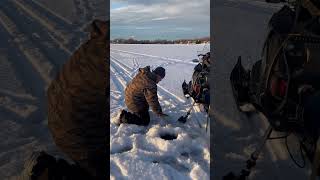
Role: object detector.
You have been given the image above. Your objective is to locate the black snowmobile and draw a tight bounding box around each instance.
[226,0,320,179]
[182,52,210,113]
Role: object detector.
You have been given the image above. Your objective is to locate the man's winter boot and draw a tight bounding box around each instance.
[114,109,127,126]
[20,151,56,180]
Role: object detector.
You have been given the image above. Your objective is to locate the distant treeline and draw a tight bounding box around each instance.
[111,37,210,44]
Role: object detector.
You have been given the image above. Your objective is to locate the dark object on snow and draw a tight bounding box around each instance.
[182,52,210,113]
[47,19,108,180]
[230,56,250,109]
[119,109,150,126]
[178,102,195,123]
[125,66,163,117]
[160,133,177,140]
[177,114,189,123]
[178,101,203,129]
[228,2,320,179]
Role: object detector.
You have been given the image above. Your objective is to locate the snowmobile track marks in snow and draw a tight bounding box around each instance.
[111,48,196,65]
[110,65,126,95]
[26,0,73,26]
[111,52,206,129]
[82,0,94,22]
[111,56,186,104]
[72,0,94,26]
[0,9,53,85]
[23,0,84,50]
[110,45,210,179]
[111,58,184,108]
[3,0,71,67]
[12,0,71,52]
[0,17,46,99]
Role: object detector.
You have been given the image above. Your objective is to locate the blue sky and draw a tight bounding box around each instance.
[111,2,126,9]
[110,0,210,40]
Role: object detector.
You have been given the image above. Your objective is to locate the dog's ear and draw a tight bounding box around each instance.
[85,19,108,39]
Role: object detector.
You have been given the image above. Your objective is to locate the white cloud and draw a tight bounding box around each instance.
[151,17,171,21]
[110,0,210,39]
[135,27,153,30]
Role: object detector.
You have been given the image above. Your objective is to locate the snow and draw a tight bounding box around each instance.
[110,44,210,180]
[0,0,106,178]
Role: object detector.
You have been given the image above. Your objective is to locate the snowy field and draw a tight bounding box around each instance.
[0,0,106,179]
[212,0,311,179]
[110,44,210,180]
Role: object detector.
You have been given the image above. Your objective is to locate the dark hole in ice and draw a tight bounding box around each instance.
[160,133,177,140]
[181,152,189,157]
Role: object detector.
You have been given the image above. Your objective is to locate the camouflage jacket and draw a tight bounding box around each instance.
[47,26,108,160]
[125,66,162,114]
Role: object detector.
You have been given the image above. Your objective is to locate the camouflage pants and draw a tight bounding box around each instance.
[121,110,150,126]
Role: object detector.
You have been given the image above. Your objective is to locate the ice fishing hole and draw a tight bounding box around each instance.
[160,133,177,140]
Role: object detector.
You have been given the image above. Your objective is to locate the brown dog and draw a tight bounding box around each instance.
[47,19,109,179]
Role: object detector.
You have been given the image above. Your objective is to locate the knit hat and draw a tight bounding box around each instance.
[153,67,166,78]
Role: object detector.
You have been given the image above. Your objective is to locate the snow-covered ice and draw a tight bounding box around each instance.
[110,44,210,180]
[0,0,106,178]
